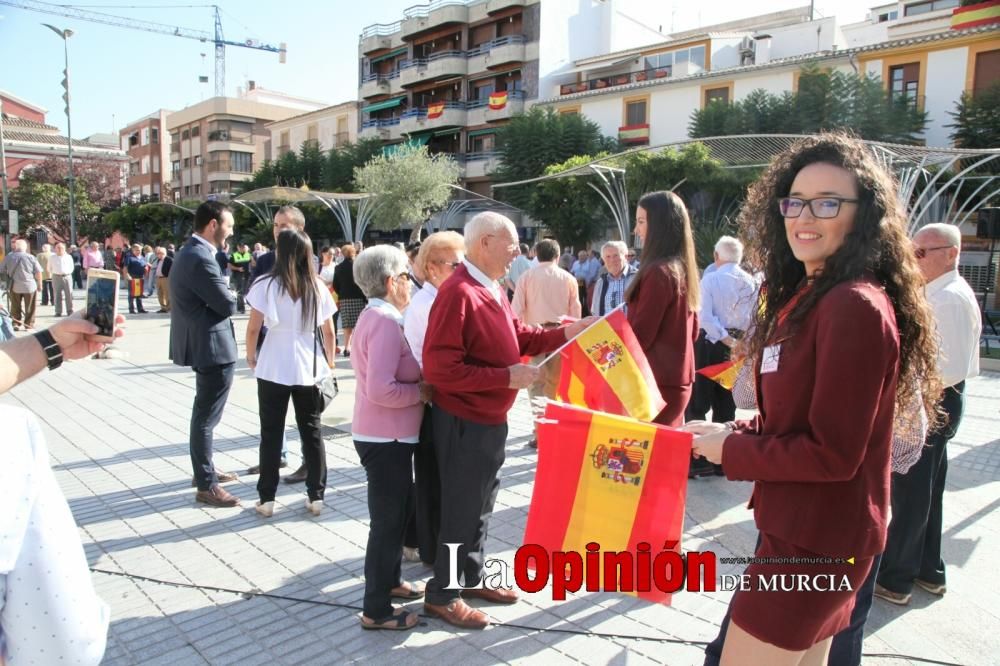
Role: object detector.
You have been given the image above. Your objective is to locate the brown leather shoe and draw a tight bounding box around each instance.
[247,459,287,475]
[190,470,238,487]
[424,599,489,629]
[462,587,519,604]
[195,485,241,508]
[282,464,308,484]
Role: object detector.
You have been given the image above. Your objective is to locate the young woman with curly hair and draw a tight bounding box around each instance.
[687,133,941,665]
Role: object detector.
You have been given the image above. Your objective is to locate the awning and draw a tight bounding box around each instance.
[557,56,637,75]
[364,96,405,113]
[369,47,407,64]
[467,128,497,137]
[432,128,460,137]
[382,134,430,156]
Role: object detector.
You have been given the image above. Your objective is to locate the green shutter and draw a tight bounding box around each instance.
[364,97,405,113]
[466,128,497,138]
[369,47,407,64]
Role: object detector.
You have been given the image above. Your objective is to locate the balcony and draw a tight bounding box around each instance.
[487,0,525,13]
[464,151,500,179]
[398,102,467,134]
[399,50,467,87]
[360,22,402,54]
[400,1,469,40]
[559,67,671,96]
[206,160,253,176]
[466,35,526,74]
[465,90,525,122]
[360,72,394,99]
[360,117,402,141]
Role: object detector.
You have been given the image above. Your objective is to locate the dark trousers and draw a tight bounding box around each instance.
[412,404,441,564]
[256,379,326,502]
[354,440,415,620]
[686,332,736,423]
[704,538,880,665]
[40,279,53,305]
[190,363,235,491]
[878,382,964,594]
[73,265,84,289]
[128,294,145,313]
[233,271,248,313]
[425,405,507,605]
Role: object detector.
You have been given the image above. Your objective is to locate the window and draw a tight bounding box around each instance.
[195,155,203,166]
[904,0,958,16]
[877,10,899,21]
[625,99,647,126]
[470,23,495,48]
[704,86,730,105]
[231,152,253,173]
[152,156,160,174]
[890,63,920,106]
[181,129,190,140]
[558,107,580,115]
[279,130,290,149]
[171,160,180,175]
[191,125,200,137]
[472,79,495,101]
[469,133,496,153]
[184,186,191,196]
[183,158,191,168]
[141,157,150,175]
[307,123,319,142]
[142,128,150,145]
[497,13,522,37]
[194,184,201,195]
[689,45,705,70]
[974,49,1000,95]
[151,128,159,144]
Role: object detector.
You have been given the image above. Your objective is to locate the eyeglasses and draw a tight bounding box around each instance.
[485,234,518,251]
[395,272,411,282]
[914,245,953,259]
[778,197,859,219]
[432,260,461,269]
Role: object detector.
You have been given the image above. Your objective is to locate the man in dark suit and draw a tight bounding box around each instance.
[170,201,241,508]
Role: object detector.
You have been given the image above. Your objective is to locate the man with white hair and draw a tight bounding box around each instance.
[1,240,43,331]
[686,235,757,477]
[49,243,75,317]
[876,223,980,605]
[422,212,595,629]
[590,240,636,316]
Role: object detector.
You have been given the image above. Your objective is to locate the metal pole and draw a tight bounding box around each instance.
[0,97,10,254]
[63,35,78,247]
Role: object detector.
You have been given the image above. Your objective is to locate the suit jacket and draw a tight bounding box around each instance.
[159,255,173,278]
[169,237,237,368]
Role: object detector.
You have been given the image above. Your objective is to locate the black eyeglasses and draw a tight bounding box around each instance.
[778,197,859,219]
[432,260,461,269]
[914,245,953,259]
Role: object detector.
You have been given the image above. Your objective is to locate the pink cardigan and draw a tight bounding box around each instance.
[350,304,424,441]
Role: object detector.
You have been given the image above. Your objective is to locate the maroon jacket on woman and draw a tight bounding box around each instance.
[723,278,900,558]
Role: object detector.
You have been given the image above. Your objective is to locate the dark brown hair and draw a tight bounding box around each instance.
[269,228,319,330]
[739,132,941,421]
[625,191,700,312]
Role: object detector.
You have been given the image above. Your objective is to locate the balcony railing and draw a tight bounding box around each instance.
[361,70,402,83]
[560,67,672,96]
[402,0,466,19]
[465,89,525,108]
[465,34,526,58]
[361,22,402,39]
[207,160,253,174]
[466,150,499,161]
[361,117,403,129]
[399,49,464,70]
[401,100,466,119]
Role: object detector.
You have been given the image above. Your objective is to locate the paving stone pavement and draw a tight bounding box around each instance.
[5,301,999,665]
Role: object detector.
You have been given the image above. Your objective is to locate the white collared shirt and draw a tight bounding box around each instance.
[191,233,217,253]
[925,269,981,388]
[403,282,437,370]
[463,258,503,305]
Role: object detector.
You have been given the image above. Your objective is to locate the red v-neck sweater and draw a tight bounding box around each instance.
[423,264,567,425]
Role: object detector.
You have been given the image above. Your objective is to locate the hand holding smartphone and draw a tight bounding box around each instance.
[85,269,120,339]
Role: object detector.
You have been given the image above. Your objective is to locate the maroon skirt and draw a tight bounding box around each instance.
[728,531,874,652]
[653,383,692,428]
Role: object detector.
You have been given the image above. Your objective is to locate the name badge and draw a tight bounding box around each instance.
[761,344,781,374]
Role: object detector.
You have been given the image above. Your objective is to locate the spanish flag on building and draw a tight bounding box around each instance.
[555,308,665,422]
[488,91,508,110]
[426,101,445,119]
[523,402,692,604]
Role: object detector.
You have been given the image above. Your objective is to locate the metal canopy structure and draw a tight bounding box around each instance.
[231,187,377,242]
[429,184,524,233]
[492,134,1000,237]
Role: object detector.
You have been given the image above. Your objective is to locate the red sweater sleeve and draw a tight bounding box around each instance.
[627,265,675,350]
[723,286,899,483]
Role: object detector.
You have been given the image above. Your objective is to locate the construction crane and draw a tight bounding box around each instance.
[0,0,286,97]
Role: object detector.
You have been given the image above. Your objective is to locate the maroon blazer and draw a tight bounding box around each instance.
[626,261,699,388]
[723,278,900,558]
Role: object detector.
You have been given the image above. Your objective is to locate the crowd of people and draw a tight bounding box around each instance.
[0,132,985,665]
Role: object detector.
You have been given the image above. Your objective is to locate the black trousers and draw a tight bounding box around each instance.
[425,405,507,605]
[40,279,53,305]
[685,331,736,423]
[878,382,965,595]
[257,379,326,502]
[128,294,145,312]
[704,541,880,665]
[190,363,235,491]
[354,440,415,620]
[233,271,248,312]
[73,265,84,289]
[412,404,441,564]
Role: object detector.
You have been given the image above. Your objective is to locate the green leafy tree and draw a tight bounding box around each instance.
[353,143,461,242]
[11,175,99,240]
[949,82,1000,151]
[528,153,613,248]
[323,137,384,192]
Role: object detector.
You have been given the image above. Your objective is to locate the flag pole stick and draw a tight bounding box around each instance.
[534,302,626,368]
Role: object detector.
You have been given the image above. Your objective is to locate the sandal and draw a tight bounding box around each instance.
[390,581,425,600]
[360,608,418,631]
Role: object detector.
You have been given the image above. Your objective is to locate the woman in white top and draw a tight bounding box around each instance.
[318,246,341,354]
[401,231,464,566]
[246,229,337,517]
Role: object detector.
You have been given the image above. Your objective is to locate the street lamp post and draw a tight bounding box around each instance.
[43,24,77,247]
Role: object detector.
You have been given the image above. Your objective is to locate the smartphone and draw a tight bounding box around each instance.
[85,269,120,338]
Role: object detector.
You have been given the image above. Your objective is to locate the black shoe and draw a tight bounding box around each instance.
[138,309,148,314]
[247,459,287,475]
[713,464,726,477]
[688,457,717,479]
[283,464,308,484]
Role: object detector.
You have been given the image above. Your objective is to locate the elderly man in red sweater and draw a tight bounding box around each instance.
[422,212,595,629]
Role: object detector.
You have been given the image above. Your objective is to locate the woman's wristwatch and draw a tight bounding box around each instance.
[33,330,64,371]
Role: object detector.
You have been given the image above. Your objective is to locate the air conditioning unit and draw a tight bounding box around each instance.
[739,36,755,66]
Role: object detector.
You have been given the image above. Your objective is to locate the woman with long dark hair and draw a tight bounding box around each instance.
[688,133,941,665]
[333,244,367,357]
[625,190,701,427]
[246,229,337,517]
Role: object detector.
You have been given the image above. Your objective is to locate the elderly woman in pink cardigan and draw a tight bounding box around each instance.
[350,244,430,631]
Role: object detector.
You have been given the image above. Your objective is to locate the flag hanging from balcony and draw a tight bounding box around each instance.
[555,308,665,422]
[426,101,445,119]
[523,401,692,604]
[488,91,508,110]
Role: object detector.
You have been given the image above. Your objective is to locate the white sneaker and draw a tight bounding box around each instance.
[305,499,323,516]
[255,501,275,517]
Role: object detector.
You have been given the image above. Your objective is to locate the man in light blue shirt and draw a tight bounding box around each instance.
[571,250,600,316]
[503,243,533,298]
[686,236,757,474]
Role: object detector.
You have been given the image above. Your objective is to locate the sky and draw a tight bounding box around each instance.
[0,0,881,139]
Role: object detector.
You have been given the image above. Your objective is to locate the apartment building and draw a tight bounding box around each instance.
[266,100,360,160]
[167,86,326,200]
[119,109,172,203]
[358,0,540,198]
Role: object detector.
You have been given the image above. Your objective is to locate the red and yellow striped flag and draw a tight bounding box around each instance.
[426,101,445,119]
[556,309,665,422]
[128,278,144,299]
[523,402,692,604]
[696,359,739,390]
[488,91,508,110]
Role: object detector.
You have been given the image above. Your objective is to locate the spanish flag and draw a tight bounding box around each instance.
[488,91,508,110]
[696,359,739,390]
[128,278,144,299]
[555,309,665,422]
[426,101,445,119]
[523,402,692,604]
